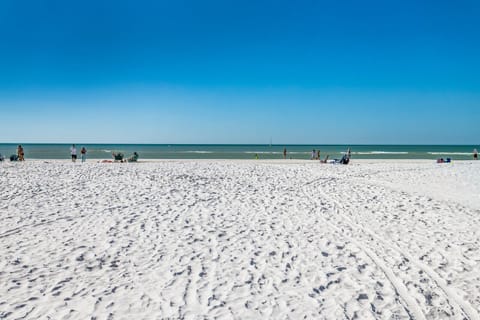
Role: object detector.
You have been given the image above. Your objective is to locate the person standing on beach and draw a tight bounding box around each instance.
[17,145,24,161]
[81,147,87,162]
[474,148,478,160]
[311,149,316,160]
[70,144,77,162]
[283,147,287,159]
[316,150,320,160]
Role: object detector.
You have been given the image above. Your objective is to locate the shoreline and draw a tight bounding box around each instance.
[3,158,478,163]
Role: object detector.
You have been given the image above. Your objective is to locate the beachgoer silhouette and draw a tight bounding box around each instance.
[17,145,24,161]
[127,152,139,162]
[70,144,77,162]
[81,147,87,162]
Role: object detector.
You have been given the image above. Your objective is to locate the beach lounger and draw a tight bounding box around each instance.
[112,153,124,162]
[339,156,350,165]
[335,154,349,165]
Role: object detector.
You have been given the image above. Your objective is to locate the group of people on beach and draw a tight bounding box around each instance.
[109,151,139,163]
[0,144,139,163]
[310,149,328,160]
[278,147,351,164]
[70,144,139,163]
[69,144,87,162]
[0,145,26,161]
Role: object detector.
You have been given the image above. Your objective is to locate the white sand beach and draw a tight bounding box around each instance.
[1,159,479,319]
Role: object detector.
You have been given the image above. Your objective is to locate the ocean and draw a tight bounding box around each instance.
[0,144,478,160]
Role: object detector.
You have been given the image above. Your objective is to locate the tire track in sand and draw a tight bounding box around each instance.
[300,181,426,320]
[309,179,479,320]
[307,210,426,320]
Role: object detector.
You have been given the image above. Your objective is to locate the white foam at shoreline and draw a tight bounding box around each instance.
[428,152,472,155]
[354,151,409,155]
[183,151,214,154]
[244,151,283,154]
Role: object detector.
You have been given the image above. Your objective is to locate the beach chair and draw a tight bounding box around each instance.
[112,153,124,162]
[338,154,350,165]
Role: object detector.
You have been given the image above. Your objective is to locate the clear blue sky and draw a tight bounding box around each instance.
[0,0,479,144]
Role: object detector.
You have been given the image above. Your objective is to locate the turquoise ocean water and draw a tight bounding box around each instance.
[0,144,478,160]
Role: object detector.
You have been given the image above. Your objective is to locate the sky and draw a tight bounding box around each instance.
[0,0,479,144]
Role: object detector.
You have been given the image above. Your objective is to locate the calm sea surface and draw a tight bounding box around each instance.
[0,144,478,160]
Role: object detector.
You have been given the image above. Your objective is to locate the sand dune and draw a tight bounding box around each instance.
[0,160,479,319]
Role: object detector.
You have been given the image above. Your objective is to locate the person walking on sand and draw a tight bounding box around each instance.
[70,144,77,162]
[80,146,87,163]
[17,145,24,161]
[474,148,478,160]
[283,147,287,159]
